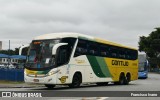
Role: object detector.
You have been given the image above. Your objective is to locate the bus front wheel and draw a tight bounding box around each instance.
[68,73,81,88]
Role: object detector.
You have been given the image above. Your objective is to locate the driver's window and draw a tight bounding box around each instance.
[57,45,68,66]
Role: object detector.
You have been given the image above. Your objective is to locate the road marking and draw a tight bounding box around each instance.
[81,97,109,100]
[97,97,109,100]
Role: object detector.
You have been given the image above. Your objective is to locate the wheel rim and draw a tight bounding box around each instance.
[127,76,130,82]
[120,76,124,85]
[73,77,80,87]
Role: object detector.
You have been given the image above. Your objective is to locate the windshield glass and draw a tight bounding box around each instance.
[138,62,148,72]
[26,39,60,69]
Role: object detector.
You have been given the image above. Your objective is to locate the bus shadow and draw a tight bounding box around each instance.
[138,78,148,79]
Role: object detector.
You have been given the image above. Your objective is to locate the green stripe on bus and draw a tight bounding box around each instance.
[87,55,106,77]
[96,57,112,77]
[37,70,50,74]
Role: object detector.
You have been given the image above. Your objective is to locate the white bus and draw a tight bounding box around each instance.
[20,32,138,88]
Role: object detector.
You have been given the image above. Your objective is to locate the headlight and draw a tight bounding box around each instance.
[48,69,60,76]
[143,72,146,75]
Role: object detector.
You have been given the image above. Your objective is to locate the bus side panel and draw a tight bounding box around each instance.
[55,55,96,84]
[63,56,138,84]
[86,55,113,82]
[131,68,138,81]
[104,58,138,82]
[56,65,71,84]
[130,59,138,81]
[69,55,96,83]
[69,55,113,84]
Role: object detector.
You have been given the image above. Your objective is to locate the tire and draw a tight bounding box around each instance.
[45,84,55,89]
[118,74,126,85]
[96,82,108,86]
[125,74,131,85]
[114,82,119,85]
[68,73,81,88]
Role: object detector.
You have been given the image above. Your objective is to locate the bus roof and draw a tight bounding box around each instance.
[34,32,137,50]
[34,32,93,40]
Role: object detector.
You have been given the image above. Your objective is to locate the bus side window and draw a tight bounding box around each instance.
[112,53,116,57]
[125,50,131,60]
[100,45,107,57]
[74,48,80,57]
[74,39,87,57]
[88,42,99,56]
[75,47,85,57]
[57,45,68,66]
[119,48,123,58]
[89,50,95,55]
[101,52,107,56]
[131,50,138,60]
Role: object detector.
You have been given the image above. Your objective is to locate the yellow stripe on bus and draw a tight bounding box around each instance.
[104,58,138,81]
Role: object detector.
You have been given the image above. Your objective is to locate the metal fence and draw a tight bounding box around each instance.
[0,69,24,81]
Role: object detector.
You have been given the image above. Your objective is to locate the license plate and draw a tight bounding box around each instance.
[33,79,39,82]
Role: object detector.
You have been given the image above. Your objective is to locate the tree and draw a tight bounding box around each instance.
[0,49,15,55]
[138,28,160,70]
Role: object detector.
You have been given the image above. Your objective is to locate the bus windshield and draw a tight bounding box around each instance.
[138,62,148,72]
[26,39,60,69]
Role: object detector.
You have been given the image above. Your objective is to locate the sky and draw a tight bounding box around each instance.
[0,0,160,50]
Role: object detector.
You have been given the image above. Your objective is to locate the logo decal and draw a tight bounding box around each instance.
[59,76,68,83]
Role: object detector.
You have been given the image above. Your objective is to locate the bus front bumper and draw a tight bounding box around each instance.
[24,74,57,84]
[138,72,148,79]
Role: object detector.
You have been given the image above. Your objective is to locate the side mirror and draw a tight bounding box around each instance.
[52,43,68,55]
[19,44,29,55]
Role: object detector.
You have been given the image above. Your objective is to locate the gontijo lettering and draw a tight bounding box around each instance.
[112,60,129,66]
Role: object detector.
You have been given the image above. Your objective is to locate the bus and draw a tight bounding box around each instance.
[19,32,138,88]
[138,54,149,79]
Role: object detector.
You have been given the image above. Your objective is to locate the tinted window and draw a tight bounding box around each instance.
[74,39,87,57]
[88,42,99,56]
[74,39,138,60]
[100,45,110,57]
[57,38,76,66]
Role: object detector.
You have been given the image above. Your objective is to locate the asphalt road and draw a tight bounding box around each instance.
[0,73,160,100]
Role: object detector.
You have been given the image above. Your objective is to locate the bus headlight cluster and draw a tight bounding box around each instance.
[48,69,60,76]
[143,72,146,75]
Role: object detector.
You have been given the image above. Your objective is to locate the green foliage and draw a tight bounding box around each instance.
[139,28,160,56]
[0,49,16,55]
[139,28,160,68]
[0,47,29,55]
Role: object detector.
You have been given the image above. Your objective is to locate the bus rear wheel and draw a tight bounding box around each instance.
[119,75,125,85]
[115,74,126,85]
[125,74,131,85]
[68,73,81,88]
[45,84,55,89]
